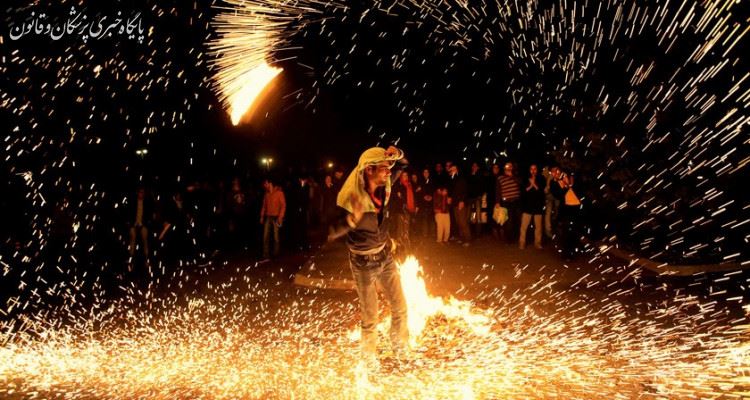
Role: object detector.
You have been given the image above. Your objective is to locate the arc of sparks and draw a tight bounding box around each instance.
[226,61,283,125]
[209,1,308,125]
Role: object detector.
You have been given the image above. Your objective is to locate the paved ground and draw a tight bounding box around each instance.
[291,234,749,321]
[2,234,748,399]
[294,237,597,293]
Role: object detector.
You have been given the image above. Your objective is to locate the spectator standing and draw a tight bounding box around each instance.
[288,175,312,251]
[467,162,485,237]
[260,178,286,260]
[433,187,451,243]
[543,166,560,239]
[126,187,155,267]
[519,164,545,250]
[549,168,582,259]
[391,171,416,248]
[448,164,471,246]
[158,190,193,265]
[416,168,435,238]
[487,164,502,238]
[320,174,339,233]
[496,163,521,243]
[227,177,248,251]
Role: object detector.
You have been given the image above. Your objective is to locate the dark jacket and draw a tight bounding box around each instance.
[417,178,435,212]
[520,175,545,214]
[449,173,468,204]
[467,172,485,200]
[328,186,393,253]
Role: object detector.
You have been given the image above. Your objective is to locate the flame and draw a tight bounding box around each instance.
[227,62,282,125]
[398,256,492,345]
[348,255,493,347]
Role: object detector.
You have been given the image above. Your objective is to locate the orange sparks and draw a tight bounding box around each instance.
[228,62,283,126]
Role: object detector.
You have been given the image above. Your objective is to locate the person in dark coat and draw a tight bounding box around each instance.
[448,164,471,246]
[519,164,545,250]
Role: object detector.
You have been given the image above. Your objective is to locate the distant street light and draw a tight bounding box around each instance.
[261,157,273,170]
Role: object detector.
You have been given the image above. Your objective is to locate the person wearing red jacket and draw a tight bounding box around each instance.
[260,178,286,260]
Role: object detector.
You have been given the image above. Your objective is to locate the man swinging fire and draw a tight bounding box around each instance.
[328,145,411,372]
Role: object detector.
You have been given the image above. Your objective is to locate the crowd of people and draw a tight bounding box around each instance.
[122,158,584,269]
[382,160,584,259]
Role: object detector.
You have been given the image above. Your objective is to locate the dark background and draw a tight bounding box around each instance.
[1,0,747,291]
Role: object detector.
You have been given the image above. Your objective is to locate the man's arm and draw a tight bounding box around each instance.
[327,194,364,241]
[327,209,359,241]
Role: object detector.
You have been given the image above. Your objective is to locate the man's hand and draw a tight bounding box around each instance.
[259,216,264,224]
[458,201,465,210]
[384,146,399,158]
[527,178,538,191]
[276,216,283,225]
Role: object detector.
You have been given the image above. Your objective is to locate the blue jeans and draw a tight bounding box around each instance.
[349,249,409,358]
[262,218,280,258]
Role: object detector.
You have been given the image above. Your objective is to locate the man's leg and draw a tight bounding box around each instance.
[444,214,451,242]
[461,206,472,242]
[262,219,271,259]
[140,226,149,259]
[435,214,444,242]
[519,212,531,249]
[533,214,543,248]
[473,198,483,236]
[379,259,409,353]
[350,263,379,359]
[128,226,137,256]
[272,221,281,257]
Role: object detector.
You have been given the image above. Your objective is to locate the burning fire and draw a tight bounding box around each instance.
[351,256,493,347]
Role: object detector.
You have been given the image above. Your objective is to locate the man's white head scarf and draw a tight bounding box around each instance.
[336,147,404,213]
